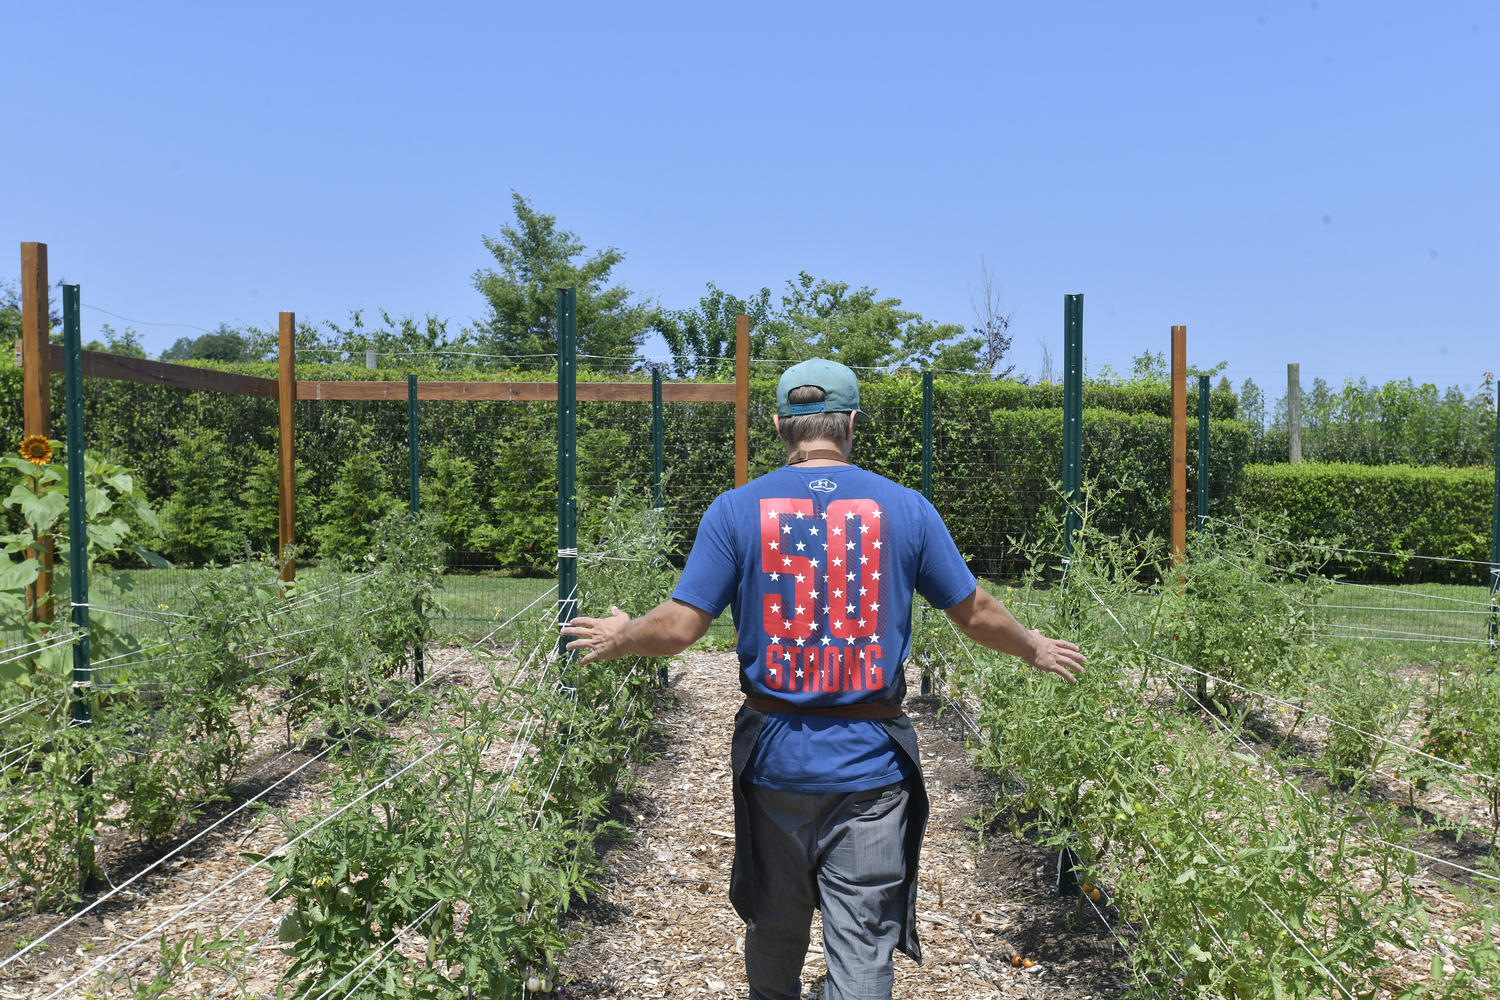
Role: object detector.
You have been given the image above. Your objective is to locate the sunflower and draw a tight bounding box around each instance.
[18,435,52,465]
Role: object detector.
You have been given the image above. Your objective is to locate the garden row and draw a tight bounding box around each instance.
[0,439,677,996]
[917,509,1500,998]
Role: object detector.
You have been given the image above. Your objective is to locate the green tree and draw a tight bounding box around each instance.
[160,324,251,362]
[84,323,148,358]
[471,194,650,362]
[651,283,777,378]
[313,449,399,561]
[419,444,484,553]
[241,448,316,557]
[772,272,977,370]
[321,309,468,367]
[160,425,245,564]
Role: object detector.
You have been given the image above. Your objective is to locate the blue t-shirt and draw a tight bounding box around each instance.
[672,464,977,793]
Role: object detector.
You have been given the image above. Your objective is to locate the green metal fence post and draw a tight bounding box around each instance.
[921,371,933,500]
[1490,400,1498,649]
[408,375,419,513]
[651,366,668,685]
[557,288,579,661]
[408,374,423,684]
[1197,375,1211,533]
[921,370,933,695]
[63,284,94,888]
[1062,295,1084,556]
[652,367,664,511]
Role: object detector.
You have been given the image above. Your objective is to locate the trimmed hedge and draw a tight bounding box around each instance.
[0,359,1246,572]
[1234,462,1498,581]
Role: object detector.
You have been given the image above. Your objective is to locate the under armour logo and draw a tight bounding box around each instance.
[809,479,837,493]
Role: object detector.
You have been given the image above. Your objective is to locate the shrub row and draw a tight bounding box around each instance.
[1233,462,1498,581]
[0,360,1248,574]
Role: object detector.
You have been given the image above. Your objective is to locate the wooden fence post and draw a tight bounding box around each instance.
[277,313,296,586]
[735,314,749,488]
[1171,325,1187,563]
[21,243,53,620]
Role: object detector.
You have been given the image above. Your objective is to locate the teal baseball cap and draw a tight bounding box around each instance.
[776,358,870,423]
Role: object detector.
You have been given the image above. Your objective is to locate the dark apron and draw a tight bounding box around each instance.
[727,704,930,962]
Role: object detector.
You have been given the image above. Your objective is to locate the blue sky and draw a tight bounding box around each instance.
[5,1,1495,395]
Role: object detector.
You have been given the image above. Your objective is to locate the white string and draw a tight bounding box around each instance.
[1077,576,1500,885]
[3,637,476,974]
[37,584,563,991]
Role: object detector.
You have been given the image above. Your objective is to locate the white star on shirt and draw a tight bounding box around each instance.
[832,557,842,567]
[846,540,855,550]
[872,510,880,518]
[767,510,779,519]
[795,574,806,583]
[822,605,830,614]
[847,572,856,580]
[833,620,844,631]
[859,524,870,534]
[870,602,880,611]
[845,511,856,519]
[783,557,792,567]
[846,604,855,614]
[846,635,857,644]
[819,512,827,519]
[796,666,804,678]
[769,541,778,550]
[810,590,820,600]
[794,636,805,645]
[833,588,843,597]
[860,555,869,565]
[809,527,819,536]
[795,604,806,616]
[871,633,880,642]
[859,587,868,596]
[770,603,780,613]
[820,635,831,645]
[872,540,881,550]
[858,619,866,627]
[782,524,791,534]
[831,526,843,536]
[795,541,806,551]
[770,571,781,581]
[794,511,805,519]
[871,571,881,580]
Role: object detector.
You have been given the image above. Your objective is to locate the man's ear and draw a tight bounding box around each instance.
[772,414,781,433]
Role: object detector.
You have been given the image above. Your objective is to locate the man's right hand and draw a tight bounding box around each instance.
[1022,630,1086,684]
[944,587,1087,683]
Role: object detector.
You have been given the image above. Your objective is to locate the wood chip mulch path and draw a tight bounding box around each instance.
[561,651,1127,999]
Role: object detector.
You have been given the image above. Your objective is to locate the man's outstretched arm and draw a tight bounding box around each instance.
[560,599,715,664]
[943,586,1087,683]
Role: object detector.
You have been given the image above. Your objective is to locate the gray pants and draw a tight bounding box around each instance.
[744,779,910,1000]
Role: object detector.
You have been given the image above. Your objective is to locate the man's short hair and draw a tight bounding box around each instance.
[778,385,851,449]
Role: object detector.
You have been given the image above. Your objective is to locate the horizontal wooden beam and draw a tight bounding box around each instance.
[51,344,278,397]
[295,380,736,402]
[49,349,736,404]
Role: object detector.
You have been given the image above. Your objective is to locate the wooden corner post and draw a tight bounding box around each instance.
[277,313,296,585]
[735,314,749,487]
[21,243,53,620]
[1171,325,1187,564]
